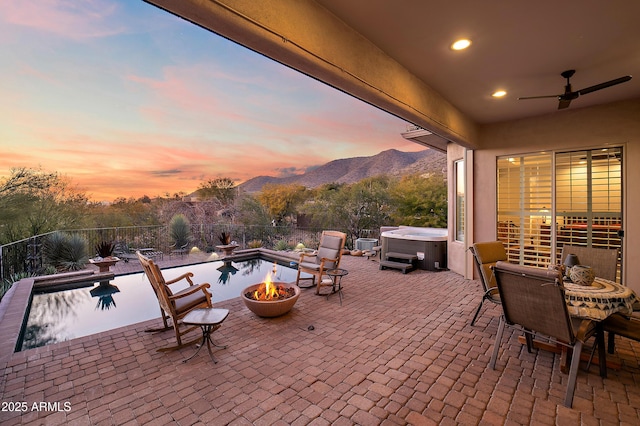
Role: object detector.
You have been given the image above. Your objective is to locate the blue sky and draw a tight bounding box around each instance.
[0,1,419,201]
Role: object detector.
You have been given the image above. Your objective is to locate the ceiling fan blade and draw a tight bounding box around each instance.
[578,75,632,96]
[518,94,559,100]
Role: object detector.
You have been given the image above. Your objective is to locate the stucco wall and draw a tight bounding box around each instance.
[470,98,640,292]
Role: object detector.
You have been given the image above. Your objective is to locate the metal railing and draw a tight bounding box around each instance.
[0,224,379,287]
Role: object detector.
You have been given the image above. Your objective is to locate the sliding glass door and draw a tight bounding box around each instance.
[496,147,623,275]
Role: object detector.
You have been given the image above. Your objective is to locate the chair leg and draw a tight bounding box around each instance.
[564,340,583,408]
[607,331,616,354]
[489,316,505,369]
[145,309,172,333]
[296,269,316,289]
[470,300,485,326]
[524,332,534,353]
[597,324,607,378]
[156,324,201,352]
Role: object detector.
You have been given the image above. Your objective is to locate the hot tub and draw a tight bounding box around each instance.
[380,226,447,271]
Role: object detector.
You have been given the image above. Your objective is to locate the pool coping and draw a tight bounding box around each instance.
[0,276,34,362]
[0,248,301,362]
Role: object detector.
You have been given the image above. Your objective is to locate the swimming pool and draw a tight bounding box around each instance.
[20,258,304,351]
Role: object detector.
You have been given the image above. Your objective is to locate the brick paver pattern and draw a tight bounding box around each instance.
[1,254,639,425]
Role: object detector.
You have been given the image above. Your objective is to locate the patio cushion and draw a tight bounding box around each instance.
[172,286,210,312]
[316,246,340,269]
[299,261,321,271]
[473,241,507,289]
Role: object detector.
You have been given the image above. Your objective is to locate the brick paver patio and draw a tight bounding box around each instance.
[1,254,639,425]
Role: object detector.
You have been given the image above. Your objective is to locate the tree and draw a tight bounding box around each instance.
[299,183,345,229]
[236,193,271,227]
[197,177,237,206]
[85,197,160,228]
[258,183,308,224]
[0,167,89,244]
[302,177,392,241]
[337,176,393,240]
[390,173,447,227]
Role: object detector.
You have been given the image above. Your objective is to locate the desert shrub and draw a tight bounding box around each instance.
[274,239,293,251]
[218,231,231,245]
[43,232,88,271]
[247,239,263,248]
[95,241,115,258]
[1,271,36,301]
[169,214,192,248]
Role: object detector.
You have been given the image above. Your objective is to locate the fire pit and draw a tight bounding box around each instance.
[241,277,300,318]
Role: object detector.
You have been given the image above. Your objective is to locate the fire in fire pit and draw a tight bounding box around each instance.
[245,272,296,301]
[241,264,300,317]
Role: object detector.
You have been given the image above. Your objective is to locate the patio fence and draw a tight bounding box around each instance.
[0,224,378,289]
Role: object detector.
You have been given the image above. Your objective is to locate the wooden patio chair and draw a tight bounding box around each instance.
[296,230,346,294]
[469,241,507,325]
[137,251,213,352]
[490,261,603,408]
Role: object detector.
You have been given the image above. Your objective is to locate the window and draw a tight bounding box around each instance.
[454,160,465,242]
[497,153,552,267]
[555,148,622,263]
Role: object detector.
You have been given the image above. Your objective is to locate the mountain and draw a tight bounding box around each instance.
[238,149,446,193]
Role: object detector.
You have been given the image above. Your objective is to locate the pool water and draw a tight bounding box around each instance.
[20,258,304,351]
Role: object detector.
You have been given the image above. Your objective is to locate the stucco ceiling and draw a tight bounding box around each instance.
[315,0,640,124]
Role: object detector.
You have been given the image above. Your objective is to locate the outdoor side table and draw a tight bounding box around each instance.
[181,308,229,364]
[325,268,348,305]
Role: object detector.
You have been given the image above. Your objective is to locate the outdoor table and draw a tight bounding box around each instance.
[324,268,348,305]
[521,277,637,377]
[564,277,637,321]
[182,308,229,364]
[563,277,637,376]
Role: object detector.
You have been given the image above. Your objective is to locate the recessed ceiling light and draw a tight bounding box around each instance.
[492,90,507,98]
[451,39,471,50]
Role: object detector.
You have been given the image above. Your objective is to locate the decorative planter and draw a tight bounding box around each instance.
[88,257,120,273]
[216,244,239,257]
[241,282,300,317]
[569,265,596,286]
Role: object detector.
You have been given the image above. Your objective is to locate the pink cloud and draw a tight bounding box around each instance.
[0,1,125,40]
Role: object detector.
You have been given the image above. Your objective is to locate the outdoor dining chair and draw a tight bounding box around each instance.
[469,241,507,326]
[490,261,603,408]
[560,244,618,282]
[561,244,625,351]
[137,251,217,352]
[603,310,640,353]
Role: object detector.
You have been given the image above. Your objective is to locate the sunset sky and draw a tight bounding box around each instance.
[0,1,421,202]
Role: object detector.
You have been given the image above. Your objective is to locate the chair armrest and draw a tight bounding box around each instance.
[483,286,499,297]
[165,272,195,286]
[318,257,339,269]
[167,283,211,301]
[574,318,596,341]
[299,252,317,261]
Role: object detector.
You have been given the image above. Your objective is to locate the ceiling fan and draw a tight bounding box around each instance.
[518,70,632,110]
